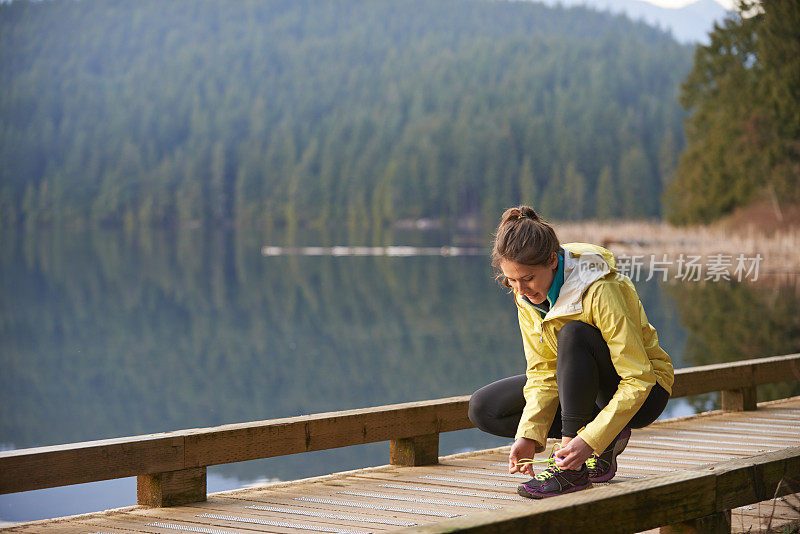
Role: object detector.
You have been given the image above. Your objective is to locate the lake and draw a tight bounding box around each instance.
[1,226,798,524]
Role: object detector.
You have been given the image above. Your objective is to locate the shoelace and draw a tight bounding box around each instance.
[514,445,562,481]
[585,454,599,469]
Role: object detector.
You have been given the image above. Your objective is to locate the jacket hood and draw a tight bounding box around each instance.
[547,242,616,318]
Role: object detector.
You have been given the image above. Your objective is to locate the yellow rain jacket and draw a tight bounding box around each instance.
[514,242,674,455]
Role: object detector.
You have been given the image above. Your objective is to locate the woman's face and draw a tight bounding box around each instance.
[499,254,558,305]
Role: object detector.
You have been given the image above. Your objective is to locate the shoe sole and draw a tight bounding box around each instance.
[589,427,631,483]
[517,481,592,499]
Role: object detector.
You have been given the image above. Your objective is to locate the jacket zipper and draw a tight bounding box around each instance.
[539,312,582,348]
[539,317,548,345]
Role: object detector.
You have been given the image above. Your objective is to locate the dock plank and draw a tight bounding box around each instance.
[126,504,380,533]
[207,488,448,525]
[187,494,428,524]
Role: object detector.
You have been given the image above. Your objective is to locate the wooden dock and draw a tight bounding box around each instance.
[2,354,799,533]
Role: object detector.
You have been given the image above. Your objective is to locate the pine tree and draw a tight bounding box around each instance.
[563,162,586,221]
[757,0,800,200]
[595,165,618,220]
[619,146,656,219]
[657,130,678,190]
[372,160,396,229]
[540,163,564,220]
[518,156,537,206]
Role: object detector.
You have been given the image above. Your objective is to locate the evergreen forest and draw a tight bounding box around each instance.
[0,0,693,231]
[666,0,800,224]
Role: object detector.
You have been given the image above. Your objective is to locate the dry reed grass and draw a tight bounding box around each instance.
[555,220,800,274]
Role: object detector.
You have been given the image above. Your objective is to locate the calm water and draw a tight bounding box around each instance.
[1,227,798,524]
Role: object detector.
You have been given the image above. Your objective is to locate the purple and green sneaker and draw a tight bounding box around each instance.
[586,427,632,483]
[517,461,592,499]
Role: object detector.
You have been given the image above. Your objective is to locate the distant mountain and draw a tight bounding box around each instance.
[535,0,730,43]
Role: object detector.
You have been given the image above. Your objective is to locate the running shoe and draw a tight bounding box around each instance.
[516,452,592,499]
[586,427,632,483]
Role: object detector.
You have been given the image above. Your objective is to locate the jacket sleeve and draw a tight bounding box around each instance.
[514,302,560,453]
[577,279,657,454]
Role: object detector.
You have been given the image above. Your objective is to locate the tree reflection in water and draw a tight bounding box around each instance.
[666,277,800,412]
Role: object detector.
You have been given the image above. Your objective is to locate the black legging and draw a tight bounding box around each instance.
[468,321,669,441]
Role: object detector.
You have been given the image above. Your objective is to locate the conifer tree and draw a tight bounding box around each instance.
[540,164,564,220]
[518,156,537,206]
[619,146,656,219]
[563,162,586,221]
[666,0,799,223]
[595,165,618,220]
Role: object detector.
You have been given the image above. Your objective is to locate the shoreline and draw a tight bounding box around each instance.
[555,220,800,275]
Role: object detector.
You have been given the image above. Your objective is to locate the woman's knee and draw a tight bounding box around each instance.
[467,375,525,436]
[558,321,600,346]
[467,385,495,429]
[627,383,670,428]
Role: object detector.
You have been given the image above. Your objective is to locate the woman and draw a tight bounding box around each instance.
[468,205,674,499]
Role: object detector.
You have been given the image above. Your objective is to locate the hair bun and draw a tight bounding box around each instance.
[518,206,540,221]
[501,205,540,225]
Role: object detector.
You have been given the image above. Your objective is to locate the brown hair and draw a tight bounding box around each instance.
[491,206,561,287]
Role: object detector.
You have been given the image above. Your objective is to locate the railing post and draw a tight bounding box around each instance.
[390,434,439,466]
[721,387,757,411]
[660,510,731,534]
[137,467,207,507]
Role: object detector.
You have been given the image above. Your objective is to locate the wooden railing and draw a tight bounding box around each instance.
[671,352,800,411]
[1,353,798,508]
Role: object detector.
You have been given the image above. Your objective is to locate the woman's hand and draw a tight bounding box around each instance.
[508,437,538,476]
[554,436,593,470]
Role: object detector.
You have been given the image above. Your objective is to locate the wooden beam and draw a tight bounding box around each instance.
[0,434,185,494]
[660,511,731,534]
[183,396,471,467]
[752,353,800,385]
[137,467,206,507]
[721,387,757,411]
[711,447,800,511]
[671,353,800,398]
[390,433,439,466]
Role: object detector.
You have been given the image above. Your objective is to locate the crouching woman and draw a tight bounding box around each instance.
[468,206,674,498]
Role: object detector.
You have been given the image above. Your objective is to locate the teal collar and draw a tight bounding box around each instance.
[547,253,564,308]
